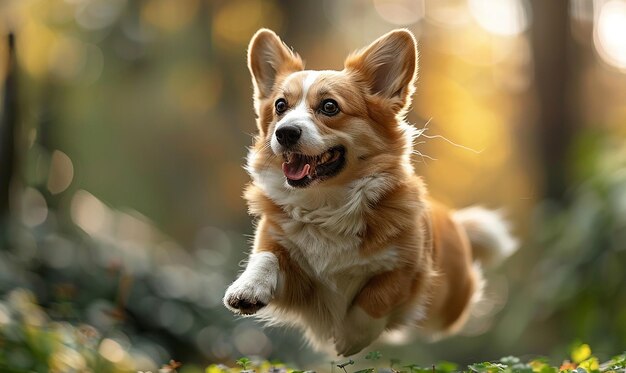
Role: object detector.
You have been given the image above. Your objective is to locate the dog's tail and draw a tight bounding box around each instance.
[452,206,518,267]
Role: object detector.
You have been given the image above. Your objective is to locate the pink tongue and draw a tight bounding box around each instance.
[282,162,310,181]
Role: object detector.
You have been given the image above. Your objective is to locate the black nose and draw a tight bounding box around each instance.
[275,126,302,147]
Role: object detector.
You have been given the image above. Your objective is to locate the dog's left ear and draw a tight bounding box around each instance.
[248,29,304,101]
[344,29,418,114]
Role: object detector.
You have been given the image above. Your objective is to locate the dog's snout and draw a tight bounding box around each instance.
[275,126,302,147]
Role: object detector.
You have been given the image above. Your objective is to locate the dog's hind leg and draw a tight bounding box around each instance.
[334,306,387,357]
[334,268,417,356]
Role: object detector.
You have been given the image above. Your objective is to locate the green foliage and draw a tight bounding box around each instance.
[468,362,507,373]
[236,357,252,370]
[205,347,625,373]
[520,138,626,354]
[2,289,626,373]
[436,361,459,373]
[571,344,592,364]
[0,289,131,372]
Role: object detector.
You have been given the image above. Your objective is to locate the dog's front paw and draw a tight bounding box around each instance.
[223,278,273,315]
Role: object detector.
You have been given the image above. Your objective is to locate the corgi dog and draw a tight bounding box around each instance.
[223,28,518,357]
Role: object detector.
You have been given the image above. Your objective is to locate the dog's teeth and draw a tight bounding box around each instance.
[320,151,331,163]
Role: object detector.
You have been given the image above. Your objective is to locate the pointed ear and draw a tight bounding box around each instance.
[248,29,304,101]
[344,29,418,114]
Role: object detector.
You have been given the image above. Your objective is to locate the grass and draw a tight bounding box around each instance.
[195,344,626,373]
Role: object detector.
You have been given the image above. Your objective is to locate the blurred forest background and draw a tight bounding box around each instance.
[0,0,625,372]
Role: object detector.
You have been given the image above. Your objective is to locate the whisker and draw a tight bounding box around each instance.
[412,149,437,163]
[414,118,433,139]
[419,133,483,154]
[410,120,435,164]
[413,117,483,155]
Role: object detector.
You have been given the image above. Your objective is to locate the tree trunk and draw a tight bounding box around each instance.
[530,0,577,201]
[0,33,17,247]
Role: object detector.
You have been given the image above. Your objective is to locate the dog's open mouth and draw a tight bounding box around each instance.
[281,146,346,187]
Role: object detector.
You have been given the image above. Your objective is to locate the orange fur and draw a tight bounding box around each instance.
[224,28,515,356]
[419,200,478,334]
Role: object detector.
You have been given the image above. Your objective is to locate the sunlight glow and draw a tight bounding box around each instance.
[468,0,529,36]
[373,0,425,25]
[594,0,626,70]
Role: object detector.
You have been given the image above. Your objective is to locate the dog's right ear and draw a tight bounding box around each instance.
[344,29,418,116]
[248,29,303,102]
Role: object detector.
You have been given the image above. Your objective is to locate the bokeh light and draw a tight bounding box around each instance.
[468,0,529,36]
[594,0,626,70]
[373,0,425,25]
[20,188,47,227]
[47,150,74,195]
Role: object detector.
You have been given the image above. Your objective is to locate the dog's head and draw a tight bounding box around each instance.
[246,29,418,191]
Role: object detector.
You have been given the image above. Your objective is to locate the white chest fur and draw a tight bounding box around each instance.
[276,218,398,278]
[255,169,400,280]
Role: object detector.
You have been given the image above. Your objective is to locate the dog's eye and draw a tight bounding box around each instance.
[320,99,339,116]
[275,98,288,115]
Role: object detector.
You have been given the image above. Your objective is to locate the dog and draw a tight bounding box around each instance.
[223,28,518,357]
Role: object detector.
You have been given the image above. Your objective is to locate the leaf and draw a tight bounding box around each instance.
[572,344,592,364]
[403,364,426,373]
[607,352,626,370]
[436,361,458,373]
[354,369,375,373]
[468,362,507,373]
[365,351,383,361]
[539,366,558,373]
[578,358,599,373]
[529,359,557,373]
[236,357,252,369]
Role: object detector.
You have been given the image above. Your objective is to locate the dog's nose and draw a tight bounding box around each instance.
[275,126,302,147]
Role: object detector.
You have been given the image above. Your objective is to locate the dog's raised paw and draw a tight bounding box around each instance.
[225,295,267,315]
[223,278,273,315]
